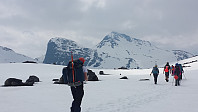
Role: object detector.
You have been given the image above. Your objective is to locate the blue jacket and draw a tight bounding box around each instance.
[152,67,159,74]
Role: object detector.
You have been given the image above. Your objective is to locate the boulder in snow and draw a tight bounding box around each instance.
[120,76,128,79]
[26,75,40,83]
[87,69,99,81]
[4,78,33,86]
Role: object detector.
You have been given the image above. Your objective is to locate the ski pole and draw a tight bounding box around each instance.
[183,72,187,80]
[71,51,75,83]
[172,77,174,86]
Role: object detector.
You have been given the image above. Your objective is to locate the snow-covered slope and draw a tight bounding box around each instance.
[173,50,194,61]
[0,46,35,63]
[0,56,198,112]
[35,55,45,63]
[94,32,177,68]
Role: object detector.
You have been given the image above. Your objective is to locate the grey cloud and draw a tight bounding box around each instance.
[0,0,198,58]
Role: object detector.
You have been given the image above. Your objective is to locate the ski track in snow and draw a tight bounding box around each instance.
[84,77,173,112]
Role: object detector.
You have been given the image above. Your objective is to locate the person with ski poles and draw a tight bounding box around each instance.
[150,64,159,84]
[174,63,182,86]
[163,62,170,82]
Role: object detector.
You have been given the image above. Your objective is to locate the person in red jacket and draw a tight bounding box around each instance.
[163,62,170,82]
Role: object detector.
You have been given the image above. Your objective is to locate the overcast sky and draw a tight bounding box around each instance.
[0,0,198,58]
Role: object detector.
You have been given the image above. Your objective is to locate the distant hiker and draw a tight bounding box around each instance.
[178,63,184,80]
[170,65,175,76]
[163,62,170,82]
[62,57,88,112]
[174,63,181,86]
[150,65,159,84]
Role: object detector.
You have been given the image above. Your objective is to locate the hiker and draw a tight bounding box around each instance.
[150,65,159,84]
[174,63,181,86]
[178,63,184,80]
[62,57,88,112]
[70,57,88,112]
[163,62,170,82]
[170,65,175,76]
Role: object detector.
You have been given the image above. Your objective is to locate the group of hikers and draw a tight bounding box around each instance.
[150,62,184,86]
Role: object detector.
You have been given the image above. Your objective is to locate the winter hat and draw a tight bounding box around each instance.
[79,57,85,64]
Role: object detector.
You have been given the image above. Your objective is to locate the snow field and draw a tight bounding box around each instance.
[0,56,198,112]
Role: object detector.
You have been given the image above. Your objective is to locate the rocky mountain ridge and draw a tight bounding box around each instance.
[43,32,194,68]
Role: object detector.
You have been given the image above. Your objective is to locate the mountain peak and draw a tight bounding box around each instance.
[44,37,94,65]
[0,46,13,52]
[96,32,136,48]
[50,37,76,44]
[107,31,132,42]
[49,37,78,49]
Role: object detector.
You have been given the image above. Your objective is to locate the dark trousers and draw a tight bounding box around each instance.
[175,75,181,86]
[70,84,84,112]
[165,72,169,82]
[153,74,158,84]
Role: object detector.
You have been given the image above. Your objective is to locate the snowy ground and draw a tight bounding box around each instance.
[0,56,198,112]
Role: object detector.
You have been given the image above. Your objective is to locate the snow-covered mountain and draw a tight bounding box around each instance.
[43,32,194,68]
[0,46,35,63]
[43,37,99,65]
[173,50,194,61]
[94,32,177,68]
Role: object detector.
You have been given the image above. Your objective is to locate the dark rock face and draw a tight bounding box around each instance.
[43,38,97,66]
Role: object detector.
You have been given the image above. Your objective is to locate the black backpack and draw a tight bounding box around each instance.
[62,59,85,87]
[174,65,181,75]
